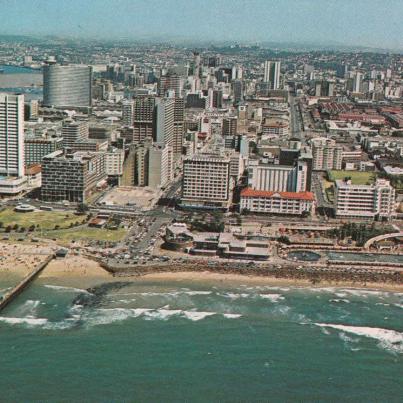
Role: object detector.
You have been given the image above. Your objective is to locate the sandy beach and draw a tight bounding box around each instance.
[0,242,110,283]
[1,241,402,292]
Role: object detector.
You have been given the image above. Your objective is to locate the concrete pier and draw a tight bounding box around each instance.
[0,254,55,312]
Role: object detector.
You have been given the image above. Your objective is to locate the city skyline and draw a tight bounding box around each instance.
[0,0,402,51]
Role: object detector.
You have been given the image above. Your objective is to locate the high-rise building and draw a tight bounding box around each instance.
[0,93,26,194]
[148,143,173,189]
[181,153,231,209]
[61,120,89,149]
[0,93,25,177]
[133,96,158,143]
[263,61,281,90]
[311,137,343,170]
[154,98,175,146]
[122,99,134,127]
[352,72,363,93]
[232,80,243,104]
[43,62,92,108]
[173,97,185,157]
[41,150,106,202]
[158,74,183,97]
[25,136,64,166]
[222,117,238,137]
[211,89,223,109]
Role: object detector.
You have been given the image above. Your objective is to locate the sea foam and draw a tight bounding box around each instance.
[44,284,92,294]
[315,323,403,353]
[0,316,48,326]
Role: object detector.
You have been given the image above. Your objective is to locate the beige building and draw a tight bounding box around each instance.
[311,137,342,171]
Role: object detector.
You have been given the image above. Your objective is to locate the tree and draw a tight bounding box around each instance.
[77,203,89,214]
[278,236,291,245]
[5,225,12,233]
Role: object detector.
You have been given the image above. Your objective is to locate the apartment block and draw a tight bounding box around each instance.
[41,150,107,202]
[334,178,396,220]
[311,137,343,171]
[62,120,89,149]
[25,136,64,166]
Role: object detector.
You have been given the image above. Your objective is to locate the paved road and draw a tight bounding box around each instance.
[312,172,333,209]
[289,95,303,140]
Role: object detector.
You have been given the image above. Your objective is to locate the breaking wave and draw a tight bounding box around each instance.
[314,323,403,353]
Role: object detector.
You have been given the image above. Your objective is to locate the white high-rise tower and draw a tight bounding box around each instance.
[0,93,26,194]
[263,61,281,90]
[0,93,25,177]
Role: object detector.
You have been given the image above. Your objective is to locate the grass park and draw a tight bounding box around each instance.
[42,226,127,244]
[0,208,81,230]
[327,170,377,185]
[0,207,127,244]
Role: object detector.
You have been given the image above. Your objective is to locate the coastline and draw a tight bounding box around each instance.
[133,271,403,292]
[1,241,402,292]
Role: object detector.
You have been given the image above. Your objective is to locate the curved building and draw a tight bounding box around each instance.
[43,64,92,108]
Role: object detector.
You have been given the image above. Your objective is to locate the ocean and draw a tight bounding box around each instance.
[0,276,402,402]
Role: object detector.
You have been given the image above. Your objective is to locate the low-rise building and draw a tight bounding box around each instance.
[240,188,315,216]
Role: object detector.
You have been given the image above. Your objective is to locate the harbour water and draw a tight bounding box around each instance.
[0,276,402,401]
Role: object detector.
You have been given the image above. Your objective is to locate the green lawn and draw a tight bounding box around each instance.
[42,226,127,243]
[0,208,83,230]
[328,170,377,185]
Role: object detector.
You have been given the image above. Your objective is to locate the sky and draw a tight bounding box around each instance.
[0,0,402,50]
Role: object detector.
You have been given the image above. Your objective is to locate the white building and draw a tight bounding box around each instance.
[240,188,315,216]
[247,159,308,192]
[263,61,281,90]
[62,120,89,148]
[181,153,231,209]
[311,137,343,171]
[262,119,289,137]
[148,143,173,190]
[352,71,363,93]
[105,148,125,176]
[0,93,26,194]
[334,178,396,220]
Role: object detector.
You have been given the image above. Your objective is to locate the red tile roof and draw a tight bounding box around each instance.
[241,188,315,201]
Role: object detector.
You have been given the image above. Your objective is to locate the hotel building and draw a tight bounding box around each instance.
[181,153,231,209]
[334,178,395,220]
[240,188,315,216]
